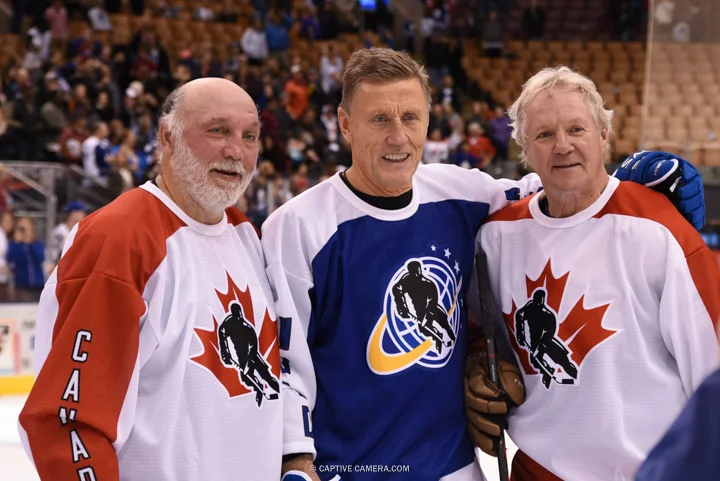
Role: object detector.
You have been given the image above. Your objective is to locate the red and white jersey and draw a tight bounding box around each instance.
[18,182,283,481]
[476,176,720,481]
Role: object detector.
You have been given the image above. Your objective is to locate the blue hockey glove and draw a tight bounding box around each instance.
[282,471,314,481]
[613,151,705,230]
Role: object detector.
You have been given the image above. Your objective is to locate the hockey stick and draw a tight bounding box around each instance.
[475,250,510,481]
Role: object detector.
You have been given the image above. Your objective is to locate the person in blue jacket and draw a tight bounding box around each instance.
[6,216,45,302]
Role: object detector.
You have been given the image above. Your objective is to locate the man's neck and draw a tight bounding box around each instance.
[156,173,224,225]
[345,165,412,197]
[545,175,609,218]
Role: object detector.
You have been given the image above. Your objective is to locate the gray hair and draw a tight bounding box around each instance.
[507,66,614,161]
[156,88,186,157]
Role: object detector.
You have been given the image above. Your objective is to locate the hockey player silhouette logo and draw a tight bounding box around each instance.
[392,260,457,354]
[516,288,579,389]
[367,252,462,375]
[219,302,280,407]
[503,258,617,390]
[190,272,281,405]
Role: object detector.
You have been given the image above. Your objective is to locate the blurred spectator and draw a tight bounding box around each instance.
[424,33,450,87]
[482,10,504,58]
[242,19,270,66]
[423,128,449,164]
[82,121,111,186]
[266,10,293,65]
[489,105,511,160]
[429,103,452,138]
[26,23,52,71]
[59,112,89,164]
[285,65,309,120]
[198,48,223,78]
[6,217,45,302]
[301,6,321,42]
[522,0,546,40]
[68,83,92,115]
[443,104,464,151]
[108,130,139,195]
[45,0,69,49]
[654,0,675,41]
[467,100,494,126]
[0,211,13,301]
[453,140,480,169]
[194,0,216,21]
[0,108,24,161]
[88,4,113,32]
[218,0,240,23]
[320,43,343,95]
[320,104,339,147]
[94,90,115,123]
[48,200,87,267]
[466,122,496,168]
[435,75,462,115]
[319,3,340,40]
[155,0,180,19]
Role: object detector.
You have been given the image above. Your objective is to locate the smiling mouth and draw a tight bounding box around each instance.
[382,154,410,162]
[211,169,242,178]
[553,163,580,170]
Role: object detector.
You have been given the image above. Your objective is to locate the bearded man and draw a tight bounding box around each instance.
[18,78,284,481]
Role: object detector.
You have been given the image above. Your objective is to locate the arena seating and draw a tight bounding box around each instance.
[3,3,720,167]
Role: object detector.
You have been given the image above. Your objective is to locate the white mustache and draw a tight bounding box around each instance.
[209,161,247,175]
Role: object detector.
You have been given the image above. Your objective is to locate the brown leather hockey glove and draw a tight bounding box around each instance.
[465,353,525,456]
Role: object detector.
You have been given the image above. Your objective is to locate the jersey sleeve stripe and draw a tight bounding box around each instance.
[596,183,720,334]
[487,195,535,223]
[18,189,185,480]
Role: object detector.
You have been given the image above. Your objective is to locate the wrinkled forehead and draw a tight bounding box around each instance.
[526,88,593,125]
[352,79,430,114]
[189,102,260,130]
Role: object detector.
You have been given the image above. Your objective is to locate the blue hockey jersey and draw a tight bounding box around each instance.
[635,367,720,481]
[262,164,540,480]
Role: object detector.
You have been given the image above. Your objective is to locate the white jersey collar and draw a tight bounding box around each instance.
[329,172,420,221]
[529,175,619,229]
[140,181,230,236]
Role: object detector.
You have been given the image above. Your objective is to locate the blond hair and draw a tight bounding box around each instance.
[508,66,614,160]
[340,48,432,112]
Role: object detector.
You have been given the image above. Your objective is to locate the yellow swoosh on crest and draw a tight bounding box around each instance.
[367,314,433,375]
[367,278,463,375]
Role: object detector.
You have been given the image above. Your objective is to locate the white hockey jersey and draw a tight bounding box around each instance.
[476,176,720,481]
[261,164,542,481]
[18,182,283,481]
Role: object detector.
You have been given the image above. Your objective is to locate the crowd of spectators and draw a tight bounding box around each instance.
[0,0,657,300]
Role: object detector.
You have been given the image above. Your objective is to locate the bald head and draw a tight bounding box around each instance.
[179,77,255,118]
[161,78,255,125]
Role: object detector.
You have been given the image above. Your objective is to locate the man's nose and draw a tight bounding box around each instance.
[553,131,574,155]
[386,118,408,146]
[222,139,243,160]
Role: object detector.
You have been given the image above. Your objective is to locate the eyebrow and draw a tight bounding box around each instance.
[369,110,422,118]
[201,118,261,129]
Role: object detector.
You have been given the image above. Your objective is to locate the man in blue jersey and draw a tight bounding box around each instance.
[263,47,706,481]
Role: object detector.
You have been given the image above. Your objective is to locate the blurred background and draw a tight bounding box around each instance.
[0,0,719,478]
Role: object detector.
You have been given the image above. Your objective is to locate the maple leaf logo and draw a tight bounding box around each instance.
[190,272,280,401]
[502,258,616,385]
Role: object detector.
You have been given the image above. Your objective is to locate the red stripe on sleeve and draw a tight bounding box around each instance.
[19,189,185,480]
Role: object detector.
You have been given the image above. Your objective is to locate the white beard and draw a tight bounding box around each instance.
[169,135,255,217]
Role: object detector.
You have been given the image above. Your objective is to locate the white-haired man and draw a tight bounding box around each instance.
[262,48,707,481]
[19,78,283,480]
[465,66,720,480]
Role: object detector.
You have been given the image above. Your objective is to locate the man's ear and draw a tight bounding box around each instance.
[159,121,173,154]
[337,106,352,144]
